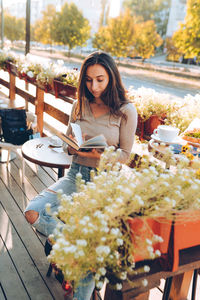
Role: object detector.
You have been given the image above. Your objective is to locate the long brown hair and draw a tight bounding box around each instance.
[74,51,129,119]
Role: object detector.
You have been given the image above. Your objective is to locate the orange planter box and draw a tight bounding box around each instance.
[128,217,172,262]
[172,210,200,271]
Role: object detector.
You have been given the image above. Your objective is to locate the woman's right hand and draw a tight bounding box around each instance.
[67,134,78,155]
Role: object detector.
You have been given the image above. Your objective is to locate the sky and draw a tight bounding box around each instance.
[109,0,122,18]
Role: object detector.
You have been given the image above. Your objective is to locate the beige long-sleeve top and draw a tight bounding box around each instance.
[66,99,138,168]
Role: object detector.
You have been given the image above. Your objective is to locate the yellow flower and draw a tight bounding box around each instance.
[181,144,190,153]
[196,169,200,179]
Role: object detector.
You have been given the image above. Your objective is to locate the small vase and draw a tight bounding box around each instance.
[144,114,166,138]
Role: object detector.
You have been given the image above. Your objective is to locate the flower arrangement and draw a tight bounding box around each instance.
[0,50,17,70]
[36,62,57,90]
[47,146,200,292]
[165,93,200,133]
[127,86,177,122]
[54,60,79,87]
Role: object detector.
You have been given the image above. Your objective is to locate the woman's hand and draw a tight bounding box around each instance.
[76,148,102,159]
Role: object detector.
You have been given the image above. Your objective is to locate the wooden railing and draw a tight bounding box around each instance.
[0,71,75,136]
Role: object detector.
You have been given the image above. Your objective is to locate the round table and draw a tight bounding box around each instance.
[22,137,72,178]
[148,138,187,168]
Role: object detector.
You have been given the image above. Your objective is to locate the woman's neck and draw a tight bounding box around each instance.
[93,98,104,106]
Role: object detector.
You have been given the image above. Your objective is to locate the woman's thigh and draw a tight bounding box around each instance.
[24,163,79,213]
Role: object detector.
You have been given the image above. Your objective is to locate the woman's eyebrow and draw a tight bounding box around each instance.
[86,74,104,78]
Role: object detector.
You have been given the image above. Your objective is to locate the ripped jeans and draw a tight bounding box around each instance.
[24,162,96,236]
[24,162,96,300]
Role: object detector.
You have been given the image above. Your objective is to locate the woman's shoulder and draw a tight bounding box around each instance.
[120,102,137,116]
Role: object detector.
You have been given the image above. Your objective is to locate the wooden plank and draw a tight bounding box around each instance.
[0,160,51,245]
[0,235,29,300]
[0,203,55,300]
[9,73,16,100]
[15,86,35,105]
[0,159,41,207]
[13,157,55,189]
[44,102,69,126]
[0,180,65,299]
[35,87,44,136]
[0,283,6,300]
[169,270,193,300]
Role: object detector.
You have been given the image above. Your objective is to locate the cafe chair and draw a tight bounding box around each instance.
[0,111,37,183]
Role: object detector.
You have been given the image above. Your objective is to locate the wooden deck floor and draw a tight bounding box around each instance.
[0,153,67,300]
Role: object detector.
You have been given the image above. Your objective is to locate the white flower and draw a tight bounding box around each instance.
[116,197,123,204]
[111,228,120,236]
[96,246,111,256]
[116,283,122,290]
[95,273,101,281]
[96,281,104,289]
[97,256,104,262]
[146,238,152,245]
[116,238,123,246]
[27,70,34,78]
[155,249,161,257]
[120,272,127,280]
[142,279,148,287]
[76,239,87,247]
[144,265,150,272]
[98,267,106,276]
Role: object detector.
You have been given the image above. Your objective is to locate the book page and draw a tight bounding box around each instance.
[71,123,83,147]
[81,134,107,148]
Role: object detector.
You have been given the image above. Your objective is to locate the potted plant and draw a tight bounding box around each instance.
[127,87,178,140]
[46,146,200,291]
[0,50,17,73]
[165,93,200,134]
[53,66,79,99]
[36,63,56,92]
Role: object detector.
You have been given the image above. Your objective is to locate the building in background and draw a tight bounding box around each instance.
[166,0,187,37]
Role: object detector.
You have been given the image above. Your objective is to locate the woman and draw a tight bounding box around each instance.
[24,51,137,299]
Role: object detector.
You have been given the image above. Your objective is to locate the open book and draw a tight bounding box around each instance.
[57,123,108,151]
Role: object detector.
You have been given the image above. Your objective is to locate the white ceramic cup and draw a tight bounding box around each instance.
[153,125,180,142]
[49,136,63,147]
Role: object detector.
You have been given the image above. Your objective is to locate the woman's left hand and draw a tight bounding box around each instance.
[76,148,102,159]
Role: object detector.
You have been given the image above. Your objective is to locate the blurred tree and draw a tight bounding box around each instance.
[131,20,163,61]
[3,13,25,42]
[123,0,170,37]
[51,2,91,56]
[93,9,135,59]
[92,26,110,51]
[165,37,182,62]
[172,0,200,63]
[34,4,56,48]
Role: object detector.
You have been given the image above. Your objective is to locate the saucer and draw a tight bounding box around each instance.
[48,137,63,147]
[151,134,184,145]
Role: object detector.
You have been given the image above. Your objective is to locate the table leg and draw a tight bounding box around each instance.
[58,168,64,178]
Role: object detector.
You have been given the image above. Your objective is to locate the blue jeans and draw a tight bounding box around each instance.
[24,162,96,236]
[73,273,95,300]
[24,162,96,299]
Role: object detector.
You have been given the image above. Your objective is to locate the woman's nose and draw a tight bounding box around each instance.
[91,80,98,90]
